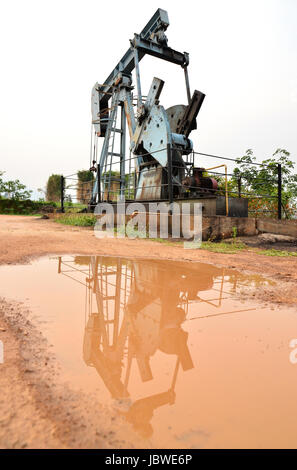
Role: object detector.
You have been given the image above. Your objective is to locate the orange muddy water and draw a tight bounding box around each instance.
[0,256,297,449]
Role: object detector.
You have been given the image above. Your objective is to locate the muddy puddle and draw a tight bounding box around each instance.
[0,255,297,448]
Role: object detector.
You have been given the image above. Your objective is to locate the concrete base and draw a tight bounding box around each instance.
[95,211,258,241]
[101,196,247,218]
[257,219,297,238]
[92,203,297,240]
[216,196,248,218]
[202,216,256,240]
[103,198,218,216]
[175,198,217,216]
[191,217,297,240]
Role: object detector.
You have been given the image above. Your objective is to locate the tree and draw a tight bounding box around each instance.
[231,149,297,218]
[0,171,32,200]
[0,171,5,196]
[46,174,62,202]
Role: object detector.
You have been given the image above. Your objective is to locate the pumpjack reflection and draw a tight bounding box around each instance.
[57,255,250,438]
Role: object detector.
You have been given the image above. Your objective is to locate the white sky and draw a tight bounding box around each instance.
[0,0,296,196]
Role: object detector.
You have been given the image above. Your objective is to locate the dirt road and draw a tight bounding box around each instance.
[1,215,297,282]
[1,215,297,304]
[0,215,296,448]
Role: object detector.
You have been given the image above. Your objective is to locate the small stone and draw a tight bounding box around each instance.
[258,233,297,244]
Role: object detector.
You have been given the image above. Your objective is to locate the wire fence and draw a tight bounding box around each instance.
[60,145,291,219]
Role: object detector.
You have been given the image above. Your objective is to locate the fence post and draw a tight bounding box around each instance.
[60,175,64,213]
[238,176,242,198]
[97,164,101,204]
[134,171,137,200]
[167,143,173,205]
[277,163,282,220]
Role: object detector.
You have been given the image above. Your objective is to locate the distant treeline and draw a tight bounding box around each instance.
[0,198,57,215]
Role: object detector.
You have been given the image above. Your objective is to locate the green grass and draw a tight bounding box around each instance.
[55,214,97,227]
[145,235,247,253]
[258,248,297,257]
[51,219,297,258]
[151,239,296,258]
[60,202,88,213]
[1,211,43,216]
[114,225,149,239]
[150,237,183,246]
[149,237,297,257]
[200,241,247,254]
[147,237,297,257]
[114,228,248,252]
[150,238,247,253]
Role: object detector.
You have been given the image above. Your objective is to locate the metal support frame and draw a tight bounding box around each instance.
[123,88,136,138]
[120,105,126,199]
[89,9,206,209]
[183,66,191,105]
[95,9,186,112]
[132,35,188,66]
[134,46,143,111]
[167,143,173,204]
[97,164,101,203]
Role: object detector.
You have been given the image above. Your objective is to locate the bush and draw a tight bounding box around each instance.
[0,198,57,215]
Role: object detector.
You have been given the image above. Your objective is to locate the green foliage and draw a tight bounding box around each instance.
[46,174,62,202]
[55,214,97,227]
[3,180,32,200]
[115,224,147,238]
[200,241,246,254]
[230,149,297,218]
[0,171,5,195]
[232,226,237,240]
[63,202,87,213]
[77,170,94,182]
[102,170,120,177]
[258,248,297,257]
[147,237,296,257]
[0,198,57,215]
[147,237,246,252]
[232,148,296,195]
[0,171,32,201]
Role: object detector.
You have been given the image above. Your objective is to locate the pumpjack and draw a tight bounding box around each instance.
[90,8,217,206]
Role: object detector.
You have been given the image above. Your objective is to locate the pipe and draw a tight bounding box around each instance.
[183,66,191,105]
[133,45,143,111]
